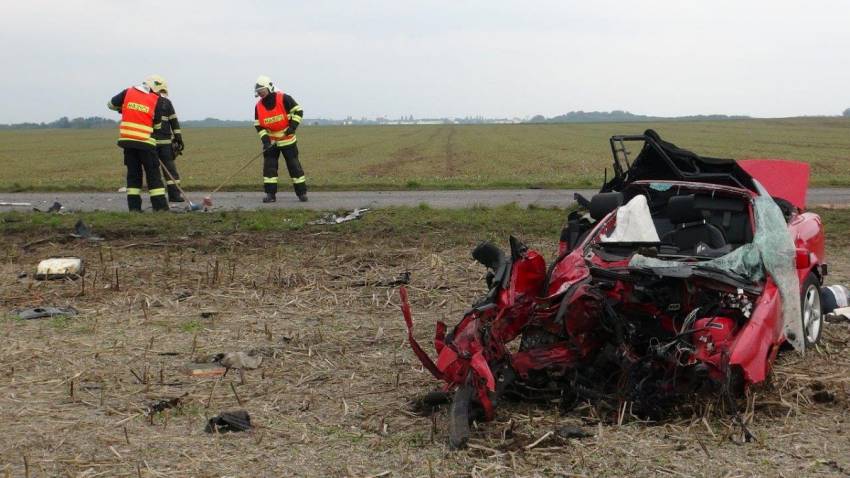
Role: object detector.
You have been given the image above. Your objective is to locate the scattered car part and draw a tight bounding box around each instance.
[33,201,63,213]
[36,257,84,280]
[144,395,185,415]
[308,208,370,225]
[205,410,252,433]
[215,352,263,370]
[13,306,78,320]
[0,202,32,207]
[821,285,849,314]
[70,220,104,241]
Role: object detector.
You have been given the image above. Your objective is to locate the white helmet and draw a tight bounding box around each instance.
[144,74,168,94]
[255,75,274,97]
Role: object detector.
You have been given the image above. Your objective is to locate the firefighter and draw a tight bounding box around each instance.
[148,75,186,202]
[253,75,307,203]
[107,76,169,212]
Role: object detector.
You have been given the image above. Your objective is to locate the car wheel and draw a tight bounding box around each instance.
[800,273,824,347]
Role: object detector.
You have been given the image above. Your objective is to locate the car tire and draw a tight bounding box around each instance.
[800,273,824,347]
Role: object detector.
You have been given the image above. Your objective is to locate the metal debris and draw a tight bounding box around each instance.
[144,395,184,415]
[205,410,252,433]
[12,306,78,320]
[70,219,104,241]
[308,208,370,225]
[33,201,63,213]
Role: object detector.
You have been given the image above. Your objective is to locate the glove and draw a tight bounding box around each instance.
[283,127,293,136]
[172,134,185,156]
[261,135,272,150]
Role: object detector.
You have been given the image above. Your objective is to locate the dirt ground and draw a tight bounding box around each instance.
[1,230,848,477]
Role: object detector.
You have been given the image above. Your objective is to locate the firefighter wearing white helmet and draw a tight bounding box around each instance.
[146,75,187,202]
[253,75,307,202]
[107,77,169,211]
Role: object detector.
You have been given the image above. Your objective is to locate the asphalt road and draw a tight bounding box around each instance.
[2,189,850,212]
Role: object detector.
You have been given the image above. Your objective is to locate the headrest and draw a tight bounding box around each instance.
[589,192,623,220]
[666,194,705,224]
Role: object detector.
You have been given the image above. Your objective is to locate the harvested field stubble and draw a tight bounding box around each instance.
[0,213,848,477]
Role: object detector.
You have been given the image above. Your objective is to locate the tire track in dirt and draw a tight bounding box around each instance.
[363,126,446,177]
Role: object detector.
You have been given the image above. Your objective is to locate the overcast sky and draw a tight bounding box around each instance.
[2,0,849,123]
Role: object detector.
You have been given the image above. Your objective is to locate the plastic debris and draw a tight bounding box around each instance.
[144,395,185,415]
[33,201,63,213]
[555,426,592,439]
[826,306,850,323]
[215,352,263,370]
[36,257,84,280]
[12,306,78,320]
[821,285,850,314]
[308,208,370,225]
[205,410,252,433]
[70,219,104,241]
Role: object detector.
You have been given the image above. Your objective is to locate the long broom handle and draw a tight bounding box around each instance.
[208,148,269,196]
[157,157,192,200]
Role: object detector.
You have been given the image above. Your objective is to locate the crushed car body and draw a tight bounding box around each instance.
[400,129,826,448]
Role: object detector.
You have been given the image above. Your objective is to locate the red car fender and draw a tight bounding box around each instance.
[729,281,782,384]
[789,212,824,283]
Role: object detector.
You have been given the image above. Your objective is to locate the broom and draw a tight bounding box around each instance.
[202,147,271,209]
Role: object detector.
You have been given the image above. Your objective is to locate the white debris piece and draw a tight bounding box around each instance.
[36,257,84,280]
[308,208,370,225]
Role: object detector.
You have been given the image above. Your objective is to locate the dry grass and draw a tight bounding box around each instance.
[0,224,848,477]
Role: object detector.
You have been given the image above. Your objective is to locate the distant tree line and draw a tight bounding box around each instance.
[527,110,751,123]
[0,116,117,130]
[3,109,850,130]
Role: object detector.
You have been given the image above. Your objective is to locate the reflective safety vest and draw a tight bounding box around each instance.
[119,87,158,147]
[256,92,296,146]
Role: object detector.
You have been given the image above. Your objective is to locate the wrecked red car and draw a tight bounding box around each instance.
[401,130,826,448]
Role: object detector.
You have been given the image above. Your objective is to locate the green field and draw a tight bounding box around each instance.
[2,118,850,192]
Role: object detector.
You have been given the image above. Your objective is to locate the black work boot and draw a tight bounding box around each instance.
[262,193,277,203]
[151,195,170,211]
[294,182,307,202]
[127,195,143,212]
[167,185,184,202]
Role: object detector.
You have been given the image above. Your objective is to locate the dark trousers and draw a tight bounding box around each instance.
[156,144,182,201]
[262,143,307,197]
[124,148,168,211]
